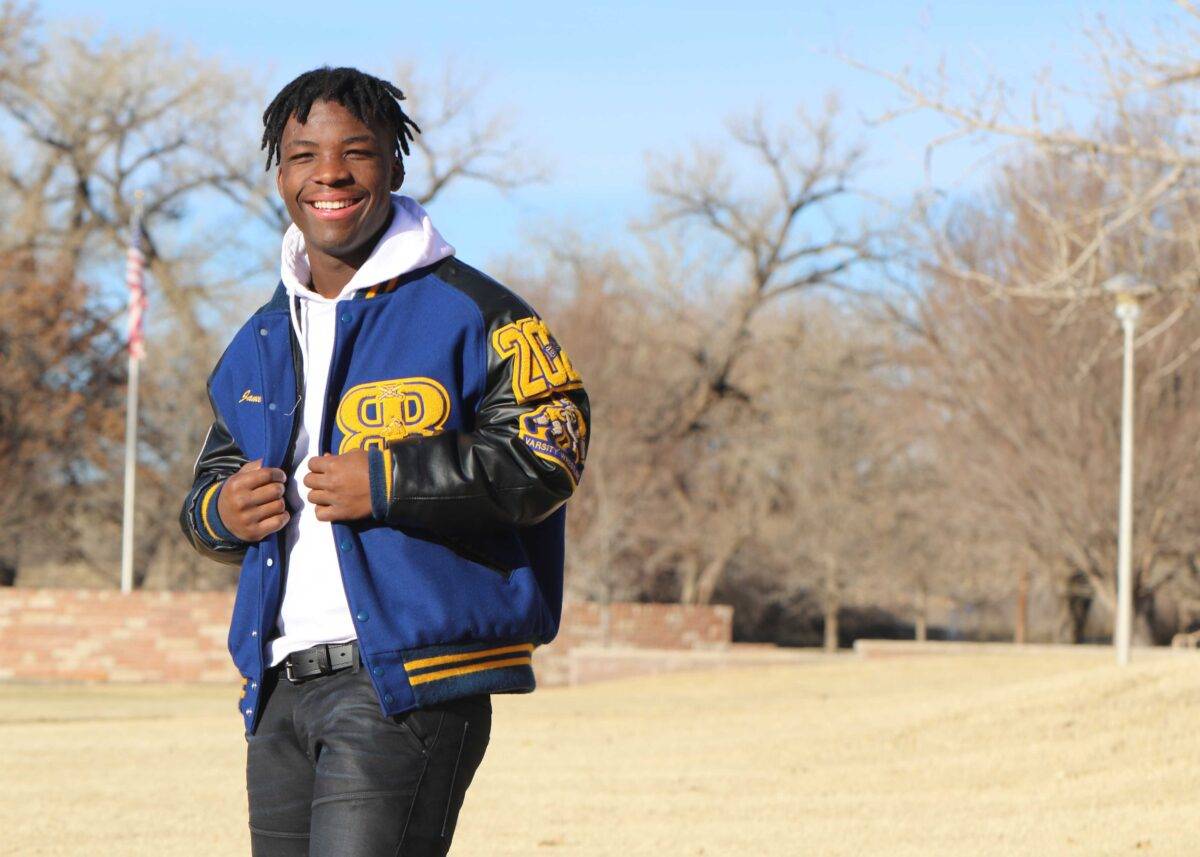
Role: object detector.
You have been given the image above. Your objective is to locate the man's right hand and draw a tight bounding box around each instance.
[216,459,290,542]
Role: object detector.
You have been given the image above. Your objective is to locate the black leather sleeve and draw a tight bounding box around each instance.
[178,378,251,565]
[368,261,590,533]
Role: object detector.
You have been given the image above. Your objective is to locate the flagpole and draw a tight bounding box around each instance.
[120,192,145,594]
[120,354,139,593]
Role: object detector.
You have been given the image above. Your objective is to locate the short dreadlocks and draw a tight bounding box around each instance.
[261,66,421,171]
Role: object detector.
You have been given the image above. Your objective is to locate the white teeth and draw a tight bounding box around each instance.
[311,199,356,210]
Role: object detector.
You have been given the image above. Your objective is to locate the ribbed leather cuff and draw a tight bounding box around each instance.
[367,447,393,521]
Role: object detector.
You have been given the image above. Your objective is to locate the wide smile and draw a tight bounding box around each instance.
[303,196,366,221]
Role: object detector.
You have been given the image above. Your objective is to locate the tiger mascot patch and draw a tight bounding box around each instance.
[518,396,588,485]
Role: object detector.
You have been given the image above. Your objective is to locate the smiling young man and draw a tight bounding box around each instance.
[179,67,589,857]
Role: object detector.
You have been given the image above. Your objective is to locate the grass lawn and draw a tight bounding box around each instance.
[1,649,1196,855]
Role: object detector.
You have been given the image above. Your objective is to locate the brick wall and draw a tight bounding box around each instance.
[0,589,733,685]
[0,589,236,682]
[553,601,732,650]
[534,602,733,685]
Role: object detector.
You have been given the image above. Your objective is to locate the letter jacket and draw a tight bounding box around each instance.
[179,239,589,735]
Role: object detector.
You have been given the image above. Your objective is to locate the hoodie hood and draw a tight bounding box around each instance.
[280,193,454,304]
[282,193,454,385]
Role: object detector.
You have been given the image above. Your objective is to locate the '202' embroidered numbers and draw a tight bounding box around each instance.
[491,317,582,404]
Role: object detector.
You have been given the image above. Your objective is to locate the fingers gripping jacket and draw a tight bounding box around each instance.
[365,261,590,534]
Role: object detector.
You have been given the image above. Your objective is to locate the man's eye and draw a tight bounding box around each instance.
[346,150,375,159]
[289,153,314,162]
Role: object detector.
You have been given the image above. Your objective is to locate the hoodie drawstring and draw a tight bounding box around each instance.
[286,294,307,417]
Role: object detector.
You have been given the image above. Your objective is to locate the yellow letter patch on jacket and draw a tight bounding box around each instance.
[492,317,583,404]
[336,377,451,453]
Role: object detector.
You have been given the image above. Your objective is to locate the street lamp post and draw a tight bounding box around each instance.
[1103,275,1150,666]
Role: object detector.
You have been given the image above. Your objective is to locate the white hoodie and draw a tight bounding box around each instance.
[267,194,455,667]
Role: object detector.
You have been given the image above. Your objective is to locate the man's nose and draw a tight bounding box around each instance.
[311,155,352,185]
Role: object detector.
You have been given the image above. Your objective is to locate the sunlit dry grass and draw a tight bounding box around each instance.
[1,650,1197,855]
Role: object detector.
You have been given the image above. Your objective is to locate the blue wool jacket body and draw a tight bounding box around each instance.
[179,257,589,735]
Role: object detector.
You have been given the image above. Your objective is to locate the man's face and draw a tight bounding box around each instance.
[275,99,402,260]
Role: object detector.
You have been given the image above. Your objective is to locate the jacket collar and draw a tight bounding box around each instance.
[253,256,457,318]
[256,281,290,315]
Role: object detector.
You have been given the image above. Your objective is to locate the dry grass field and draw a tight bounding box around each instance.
[1,649,1197,856]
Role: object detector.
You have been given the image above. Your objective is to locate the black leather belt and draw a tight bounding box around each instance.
[284,640,359,683]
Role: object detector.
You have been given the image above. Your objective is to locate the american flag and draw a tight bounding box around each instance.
[126,206,147,360]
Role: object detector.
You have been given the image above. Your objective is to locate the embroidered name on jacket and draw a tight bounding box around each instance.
[518,396,588,485]
[336,377,451,453]
[492,316,583,404]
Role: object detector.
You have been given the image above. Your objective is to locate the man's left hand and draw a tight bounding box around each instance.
[304,450,372,522]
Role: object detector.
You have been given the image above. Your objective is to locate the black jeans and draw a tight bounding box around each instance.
[246,654,491,856]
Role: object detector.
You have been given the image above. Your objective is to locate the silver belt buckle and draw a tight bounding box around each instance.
[285,660,297,682]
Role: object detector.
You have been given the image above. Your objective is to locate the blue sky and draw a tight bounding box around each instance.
[40,0,1168,267]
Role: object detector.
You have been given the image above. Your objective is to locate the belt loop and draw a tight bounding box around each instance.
[351,641,360,674]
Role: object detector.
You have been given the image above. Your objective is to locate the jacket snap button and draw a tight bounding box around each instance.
[356,610,369,622]
[259,328,267,336]
[340,312,351,323]
[268,403,276,411]
[251,682,258,689]
[251,630,258,637]
[266,558,274,567]
[244,708,252,715]
[372,666,383,676]
[340,541,351,552]
[384,694,394,704]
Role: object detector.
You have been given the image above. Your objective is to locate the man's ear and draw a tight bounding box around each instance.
[275,166,284,198]
[391,153,404,192]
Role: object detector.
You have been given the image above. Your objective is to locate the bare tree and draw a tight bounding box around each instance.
[839,9,1200,642]
[0,5,264,335]
[890,147,1200,643]
[578,96,883,606]
[756,304,905,649]
[394,61,547,205]
[0,251,125,579]
[0,6,278,586]
[839,0,1200,316]
[646,94,875,434]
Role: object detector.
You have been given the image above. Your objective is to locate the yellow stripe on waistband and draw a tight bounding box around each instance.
[200,481,223,541]
[408,655,533,686]
[404,642,534,673]
[382,447,393,507]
